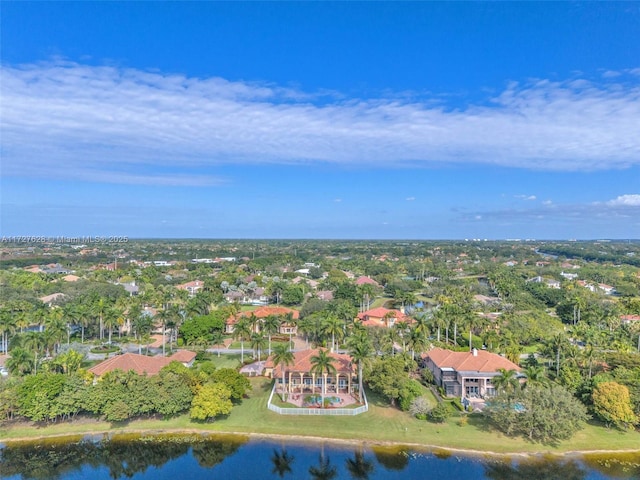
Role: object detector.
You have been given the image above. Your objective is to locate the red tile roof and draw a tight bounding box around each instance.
[425,347,520,373]
[88,351,197,376]
[356,307,410,326]
[265,348,353,374]
[355,276,379,286]
[227,306,299,325]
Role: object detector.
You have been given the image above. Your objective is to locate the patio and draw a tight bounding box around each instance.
[279,390,359,408]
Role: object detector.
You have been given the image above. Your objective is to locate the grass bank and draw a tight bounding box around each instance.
[1,378,638,455]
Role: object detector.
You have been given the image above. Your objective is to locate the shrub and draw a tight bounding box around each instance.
[409,396,432,419]
[429,402,452,423]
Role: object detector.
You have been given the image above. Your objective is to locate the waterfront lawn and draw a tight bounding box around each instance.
[2,377,639,454]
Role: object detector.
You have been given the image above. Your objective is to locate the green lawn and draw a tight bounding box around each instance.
[2,377,639,454]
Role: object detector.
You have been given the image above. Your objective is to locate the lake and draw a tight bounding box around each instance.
[1,433,639,479]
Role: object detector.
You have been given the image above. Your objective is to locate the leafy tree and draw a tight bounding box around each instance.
[592,381,638,429]
[398,379,423,412]
[484,384,588,443]
[210,368,251,403]
[17,372,66,422]
[190,383,233,421]
[365,356,408,406]
[281,284,304,306]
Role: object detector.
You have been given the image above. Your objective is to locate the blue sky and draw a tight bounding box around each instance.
[1,2,639,240]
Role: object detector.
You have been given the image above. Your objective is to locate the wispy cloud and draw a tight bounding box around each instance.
[2,61,640,186]
[406,197,416,201]
[461,193,640,225]
[515,195,537,201]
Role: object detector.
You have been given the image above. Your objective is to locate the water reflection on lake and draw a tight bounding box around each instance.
[1,434,638,480]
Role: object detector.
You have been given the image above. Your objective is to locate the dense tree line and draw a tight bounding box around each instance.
[0,361,250,424]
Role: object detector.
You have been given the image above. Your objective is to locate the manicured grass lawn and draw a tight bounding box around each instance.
[2,377,639,454]
[196,353,244,369]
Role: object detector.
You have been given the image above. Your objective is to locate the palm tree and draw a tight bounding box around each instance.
[271,447,295,478]
[345,449,375,480]
[0,306,16,354]
[310,349,337,408]
[493,368,520,397]
[262,315,281,356]
[347,333,373,403]
[407,326,427,361]
[523,365,549,387]
[22,331,45,374]
[234,316,253,364]
[92,297,110,341]
[322,315,343,352]
[547,332,568,378]
[5,346,33,375]
[211,329,225,358]
[250,331,267,360]
[272,343,295,401]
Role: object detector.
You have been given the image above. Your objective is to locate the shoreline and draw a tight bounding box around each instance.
[2,427,640,459]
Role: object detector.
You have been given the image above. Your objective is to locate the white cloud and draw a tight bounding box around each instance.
[605,194,640,207]
[406,197,415,201]
[2,61,640,186]
[515,195,537,201]
[334,198,342,203]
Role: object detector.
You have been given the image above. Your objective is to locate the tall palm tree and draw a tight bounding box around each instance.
[0,306,16,354]
[272,343,295,401]
[493,368,520,397]
[211,329,225,358]
[322,315,343,352]
[262,315,281,356]
[22,331,45,374]
[250,331,267,360]
[407,326,427,361]
[234,316,253,364]
[310,349,337,408]
[347,333,373,403]
[547,332,568,378]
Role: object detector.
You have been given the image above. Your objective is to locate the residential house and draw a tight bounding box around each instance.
[620,314,640,325]
[88,350,197,377]
[355,276,380,287]
[423,347,522,398]
[526,276,561,289]
[560,271,579,280]
[356,307,410,327]
[225,306,300,334]
[264,348,357,396]
[176,280,204,297]
[39,293,66,306]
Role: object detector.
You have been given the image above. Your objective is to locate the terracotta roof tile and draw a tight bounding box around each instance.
[265,348,353,374]
[227,306,299,325]
[426,347,520,373]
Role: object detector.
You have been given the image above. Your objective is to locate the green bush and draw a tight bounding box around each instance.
[429,402,452,423]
